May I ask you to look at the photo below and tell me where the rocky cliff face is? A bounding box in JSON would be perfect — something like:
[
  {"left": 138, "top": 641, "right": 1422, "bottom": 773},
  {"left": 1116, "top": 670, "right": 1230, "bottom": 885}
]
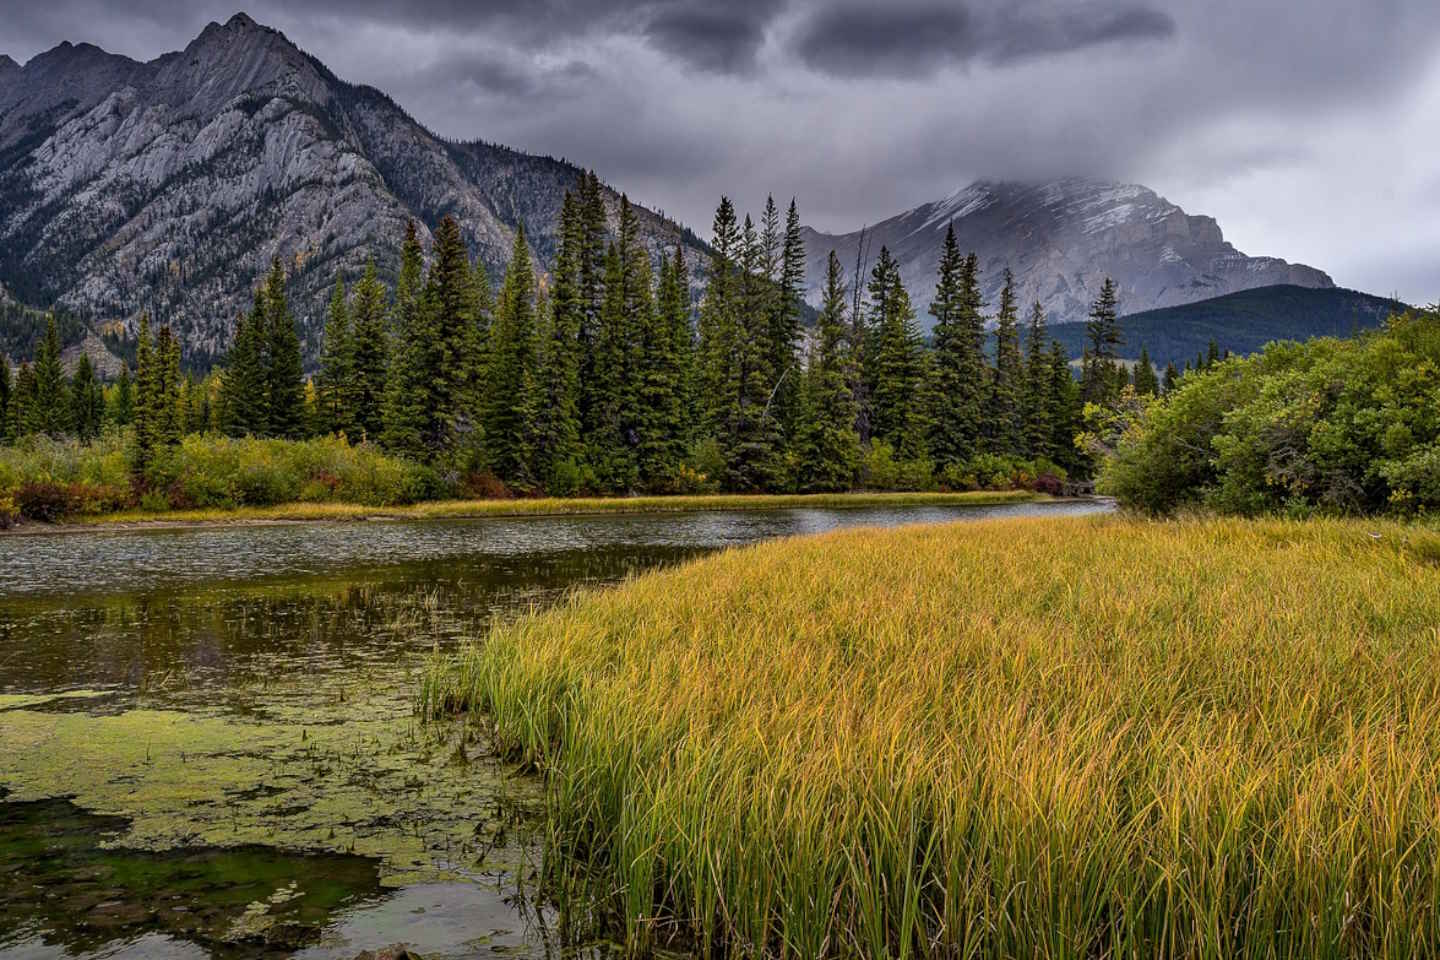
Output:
[
  {"left": 801, "top": 178, "right": 1333, "bottom": 327},
  {"left": 0, "top": 14, "right": 705, "bottom": 366}
]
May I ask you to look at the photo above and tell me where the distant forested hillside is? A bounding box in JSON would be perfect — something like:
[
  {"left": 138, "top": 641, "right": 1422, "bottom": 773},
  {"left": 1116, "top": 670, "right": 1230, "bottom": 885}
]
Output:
[{"left": 1040, "top": 286, "right": 1407, "bottom": 369}]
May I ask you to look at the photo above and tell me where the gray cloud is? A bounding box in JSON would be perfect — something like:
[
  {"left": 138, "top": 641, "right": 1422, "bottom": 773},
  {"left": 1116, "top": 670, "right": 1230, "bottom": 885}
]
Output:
[
  {"left": 790, "top": 1, "right": 1175, "bottom": 77},
  {"left": 4, "top": 0, "right": 1439, "bottom": 304}
]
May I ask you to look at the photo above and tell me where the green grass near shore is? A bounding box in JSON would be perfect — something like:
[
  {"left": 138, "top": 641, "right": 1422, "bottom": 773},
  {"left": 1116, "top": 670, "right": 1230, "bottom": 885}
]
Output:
[
  {"left": 424, "top": 514, "right": 1440, "bottom": 958},
  {"left": 46, "top": 490, "right": 1039, "bottom": 528}
]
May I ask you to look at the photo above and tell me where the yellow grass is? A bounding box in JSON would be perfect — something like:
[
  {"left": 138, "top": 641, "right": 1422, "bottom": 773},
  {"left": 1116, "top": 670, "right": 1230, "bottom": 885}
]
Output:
[
  {"left": 426, "top": 515, "right": 1440, "bottom": 958},
  {"left": 63, "top": 490, "right": 1038, "bottom": 528}
]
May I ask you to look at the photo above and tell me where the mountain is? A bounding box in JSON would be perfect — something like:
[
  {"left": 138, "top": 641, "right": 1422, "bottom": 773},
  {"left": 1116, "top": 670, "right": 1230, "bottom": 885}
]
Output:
[
  {"left": 1040, "top": 285, "right": 1406, "bottom": 370},
  {"left": 801, "top": 179, "right": 1334, "bottom": 327},
  {"left": 0, "top": 13, "right": 706, "bottom": 367}
]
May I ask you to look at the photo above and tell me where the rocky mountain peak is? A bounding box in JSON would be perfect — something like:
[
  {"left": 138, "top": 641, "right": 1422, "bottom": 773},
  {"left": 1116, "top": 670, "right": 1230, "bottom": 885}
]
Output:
[{"left": 803, "top": 177, "right": 1332, "bottom": 326}]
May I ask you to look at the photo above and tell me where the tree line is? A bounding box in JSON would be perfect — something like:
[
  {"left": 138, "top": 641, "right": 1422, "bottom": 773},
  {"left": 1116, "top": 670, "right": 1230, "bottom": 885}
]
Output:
[{"left": 4, "top": 171, "right": 1170, "bottom": 494}]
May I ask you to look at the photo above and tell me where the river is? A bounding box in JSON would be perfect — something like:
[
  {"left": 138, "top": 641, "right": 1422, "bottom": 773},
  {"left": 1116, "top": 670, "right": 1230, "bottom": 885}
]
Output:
[{"left": 0, "top": 499, "right": 1110, "bottom": 959}]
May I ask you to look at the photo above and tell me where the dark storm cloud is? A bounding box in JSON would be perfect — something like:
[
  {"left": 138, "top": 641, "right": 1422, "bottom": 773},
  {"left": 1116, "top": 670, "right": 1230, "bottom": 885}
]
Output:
[
  {"left": 790, "top": 0, "right": 1176, "bottom": 77},
  {"left": 643, "top": 4, "right": 773, "bottom": 74}
]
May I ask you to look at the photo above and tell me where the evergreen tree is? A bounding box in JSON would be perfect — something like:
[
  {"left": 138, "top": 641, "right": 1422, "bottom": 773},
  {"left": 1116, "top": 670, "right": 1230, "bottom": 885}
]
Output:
[
  {"left": 698, "top": 197, "right": 741, "bottom": 443},
  {"left": 33, "top": 314, "right": 69, "bottom": 437},
  {"left": 534, "top": 192, "right": 584, "bottom": 487},
  {"left": 1023, "top": 302, "right": 1052, "bottom": 458},
  {"left": 796, "top": 251, "right": 862, "bottom": 491},
  {"left": 0, "top": 356, "right": 9, "bottom": 444},
  {"left": 70, "top": 354, "right": 105, "bottom": 442},
  {"left": 349, "top": 262, "right": 389, "bottom": 441},
  {"left": 483, "top": 226, "right": 542, "bottom": 488},
  {"left": 11, "top": 364, "right": 37, "bottom": 439},
  {"left": 155, "top": 325, "right": 182, "bottom": 447},
  {"left": 1206, "top": 339, "right": 1222, "bottom": 368},
  {"left": 988, "top": 269, "right": 1024, "bottom": 455},
  {"left": 382, "top": 222, "right": 430, "bottom": 457},
  {"left": 317, "top": 272, "right": 355, "bottom": 436},
  {"left": 1162, "top": 362, "right": 1180, "bottom": 394},
  {"left": 1133, "top": 346, "right": 1160, "bottom": 396},
  {"left": 220, "top": 295, "right": 267, "bottom": 437},
  {"left": 425, "top": 215, "right": 480, "bottom": 453},
  {"left": 666, "top": 245, "right": 696, "bottom": 442},
  {"left": 132, "top": 313, "right": 157, "bottom": 473},
  {"left": 263, "top": 258, "right": 306, "bottom": 439},
  {"left": 636, "top": 249, "right": 688, "bottom": 489},
  {"left": 928, "top": 226, "right": 984, "bottom": 466},
  {"left": 724, "top": 212, "right": 785, "bottom": 490},
  {"left": 1082, "top": 278, "right": 1122, "bottom": 404},
  {"left": 865, "top": 246, "right": 930, "bottom": 461},
  {"left": 576, "top": 171, "right": 610, "bottom": 445},
  {"left": 772, "top": 198, "right": 806, "bottom": 438},
  {"left": 112, "top": 365, "right": 134, "bottom": 427},
  {"left": 1048, "top": 342, "right": 1082, "bottom": 473}
]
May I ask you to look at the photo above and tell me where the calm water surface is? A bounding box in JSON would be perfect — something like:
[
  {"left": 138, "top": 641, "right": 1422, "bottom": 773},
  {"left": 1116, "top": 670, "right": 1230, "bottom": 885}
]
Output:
[{"left": 0, "top": 500, "right": 1109, "bottom": 959}]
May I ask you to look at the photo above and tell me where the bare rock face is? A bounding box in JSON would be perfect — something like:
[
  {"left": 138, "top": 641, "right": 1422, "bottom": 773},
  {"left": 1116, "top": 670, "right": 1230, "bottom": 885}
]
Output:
[
  {"left": 0, "top": 14, "right": 704, "bottom": 367},
  {"left": 801, "top": 178, "right": 1334, "bottom": 327}
]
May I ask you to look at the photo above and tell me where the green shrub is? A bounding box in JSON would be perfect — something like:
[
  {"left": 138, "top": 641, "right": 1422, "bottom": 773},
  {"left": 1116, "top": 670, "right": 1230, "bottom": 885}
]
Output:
[{"left": 861, "top": 442, "right": 935, "bottom": 491}]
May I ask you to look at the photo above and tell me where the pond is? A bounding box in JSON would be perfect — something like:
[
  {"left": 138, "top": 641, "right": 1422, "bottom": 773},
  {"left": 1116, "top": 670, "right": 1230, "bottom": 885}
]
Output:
[{"left": 0, "top": 499, "right": 1110, "bottom": 959}]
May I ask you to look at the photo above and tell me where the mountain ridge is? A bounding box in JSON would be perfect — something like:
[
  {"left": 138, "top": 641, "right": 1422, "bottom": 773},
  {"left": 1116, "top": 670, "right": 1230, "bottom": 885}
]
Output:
[
  {"left": 0, "top": 13, "right": 706, "bottom": 365},
  {"left": 801, "top": 178, "right": 1333, "bottom": 327}
]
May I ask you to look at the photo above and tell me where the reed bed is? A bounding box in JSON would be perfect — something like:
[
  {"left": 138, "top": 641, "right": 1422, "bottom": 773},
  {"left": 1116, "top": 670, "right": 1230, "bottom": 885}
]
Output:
[{"left": 424, "top": 515, "right": 1440, "bottom": 959}]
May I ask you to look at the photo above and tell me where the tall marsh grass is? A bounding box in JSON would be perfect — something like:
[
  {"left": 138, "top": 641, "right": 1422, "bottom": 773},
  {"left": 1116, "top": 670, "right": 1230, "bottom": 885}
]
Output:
[{"left": 425, "top": 515, "right": 1440, "bottom": 958}]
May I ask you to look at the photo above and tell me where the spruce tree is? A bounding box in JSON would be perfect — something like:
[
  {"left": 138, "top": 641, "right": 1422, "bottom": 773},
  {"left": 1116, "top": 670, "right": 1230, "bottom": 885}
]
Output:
[
  {"left": 772, "top": 198, "right": 806, "bottom": 438},
  {"left": 1082, "top": 278, "right": 1122, "bottom": 404},
  {"left": 483, "top": 226, "right": 542, "bottom": 488},
  {"left": 796, "top": 251, "right": 862, "bottom": 491},
  {"left": 349, "top": 262, "right": 389, "bottom": 442},
  {"left": 727, "top": 212, "right": 785, "bottom": 490},
  {"left": 636, "top": 249, "right": 688, "bottom": 490},
  {"left": 666, "top": 244, "right": 696, "bottom": 443},
  {"left": 988, "top": 269, "right": 1024, "bottom": 456},
  {"left": 263, "top": 258, "right": 306, "bottom": 439},
  {"left": 132, "top": 313, "right": 157, "bottom": 473},
  {"left": 534, "top": 192, "right": 584, "bottom": 487},
  {"left": 1023, "top": 302, "right": 1052, "bottom": 458},
  {"left": 112, "top": 365, "right": 134, "bottom": 427},
  {"left": 1048, "top": 342, "right": 1081, "bottom": 473},
  {"left": 576, "top": 171, "right": 610, "bottom": 445},
  {"left": 928, "top": 226, "right": 983, "bottom": 467},
  {"left": 1162, "top": 362, "right": 1180, "bottom": 394},
  {"left": 865, "top": 247, "right": 930, "bottom": 462},
  {"left": 33, "top": 314, "right": 69, "bottom": 437},
  {"left": 221, "top": 295, "right": 267, "bottom": 437},
  {"left": 698, "top": 197, "right": 741, "bottom": 443},
  {"left": 11, "top": 364, "right": 37, "bottom": 439},
  {"left": 70, "top": 354, "right": 104, "bottom": 442},
  {"left": 382, "top": 222, "right": 430, "bottom": 457},
  {"left": 1206, "top": 339, "right": 1222, "bottom": 368},
  {"left": 0, "top": 356, "right": 10, "bottom": 444},
  {"left": 1133, "top": 346, "right": 1160, "bottom": 396},
  {"left": 155, "top": 325, "right": 183, "bottom": 447},
  {"left": 425, "top": 215, "right": 479, "bottom": 453},
  {"left": 318, "top": 272, "right": 355, "bottom": 437}
]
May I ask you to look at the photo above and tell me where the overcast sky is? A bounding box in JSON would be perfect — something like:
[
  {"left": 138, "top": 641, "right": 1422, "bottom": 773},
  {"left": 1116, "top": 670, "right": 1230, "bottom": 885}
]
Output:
[{"left": 8, "top": 0, "right": 1440, "bottom": 303}]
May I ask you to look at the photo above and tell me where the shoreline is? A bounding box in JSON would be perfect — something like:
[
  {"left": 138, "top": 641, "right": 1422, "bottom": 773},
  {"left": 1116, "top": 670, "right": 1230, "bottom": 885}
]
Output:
[{"left": 0, "top": 489, "right": 1072, "bottom": 536}]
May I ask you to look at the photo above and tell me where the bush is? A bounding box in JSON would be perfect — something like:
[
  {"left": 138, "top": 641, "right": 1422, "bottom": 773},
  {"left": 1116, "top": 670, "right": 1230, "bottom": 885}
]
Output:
[
  {"left": 1101, "top": 311, "right": 1440, "bottom": 517},
  {"left": 13, "top": 482, "right": 78, "bottom": 522},
  {"left": 861, "top": 443, "right": 935, "bottom": 491}
]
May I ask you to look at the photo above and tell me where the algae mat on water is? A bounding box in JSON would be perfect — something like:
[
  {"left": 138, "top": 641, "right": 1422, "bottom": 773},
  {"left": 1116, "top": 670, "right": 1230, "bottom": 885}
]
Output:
[{"left": 0, "top": 693, "right": 539, "bottom": 888}]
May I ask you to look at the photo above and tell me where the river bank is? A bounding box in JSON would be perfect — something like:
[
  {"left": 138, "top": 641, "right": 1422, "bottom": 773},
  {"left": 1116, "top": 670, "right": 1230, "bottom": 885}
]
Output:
[{"left": 1, "top": 489, "right": 1045, "bottom": 535}]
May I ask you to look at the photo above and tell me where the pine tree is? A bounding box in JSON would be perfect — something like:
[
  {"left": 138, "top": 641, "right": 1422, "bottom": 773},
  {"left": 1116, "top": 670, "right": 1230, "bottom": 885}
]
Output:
[
  {"left": 772, "top": 198, "right": 806, "bottom": 438},
  {"left": 70, "top": 354, "right": 104, "bottom": 441},
  {"left": 155, "top": 325, "right": 183, "bottom": 447},
  {"left": 263, "top": 258, "right": 306, "bottom": 439},
  {"left": 349, "top": 262, "right": 389, "bottom": 442},
  {"left": 1082, "top": 278, "right": 1122, "bottom": 404},
  {"left": 666, "top": 245, "right": 696, "bottom": 442},
  {"left": 865, "top": 247, "right": 930, "bottom": 462},
  {"left": 698, "top": 197, "right": 741, "bottom": 442},
  {"left": 0, "top": 357, "right": 10, "bottom": 444},
  {"left": 1206, "top": 339, "right": 1221, "bottom": 368},
  {"left": 132, "top": 313, "right": 157, "bottom": 473},
  {"left": 1133, "top": 346, "right": 1160, "bottom": 396},
  {"left": 1162, "top": 362, "right": 1180, "bottom": 394},
  {"left": 726, "top": 212, "right": 785, "bottom": 490},
  {"left": 220, "top": 294, "right": 267, "bottom": 437},
  {"left": 928, "top": 226, "right": 983, "bottom": 466},
  {"left": 1023, "top": 302, "right": 1052, "bottom": 458},
  {"left": 576, "top": 171, "right": 610, "bottom": 446},
  {"left": 112, "top": 365, "right": 134, "bottom": 427},
  {"left": 534, "top": 192, "right": 584, "bottom": 488},
  {"left": 33, "top": 314, "right": 69, "bottom": 437},
  {"left": 382, "top": 222, "right": 430, "bottom": 457},
  {"left": 11, "top": 364, "right": 37, "bottom": 439},
  {"left": 1048, "top": 342, "right": 1081, "bottom": 473},
  {"left": 988, "top": 269, "right": 1024, "bottom": 456},
  {"left": 426, "top": 215, "right": 479, "bottom": 453},
  {"left": 483, "top": 226, "right": 542, "bottom": 488},
  {"left": 796, "top": 251, "right": 862, "bottom": 491},
  {"left": 636, "top": 249, "right": 688, "bottom": 489},
  {"left": 318, "top": 272, "right": 355, "bottom": 436}
]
